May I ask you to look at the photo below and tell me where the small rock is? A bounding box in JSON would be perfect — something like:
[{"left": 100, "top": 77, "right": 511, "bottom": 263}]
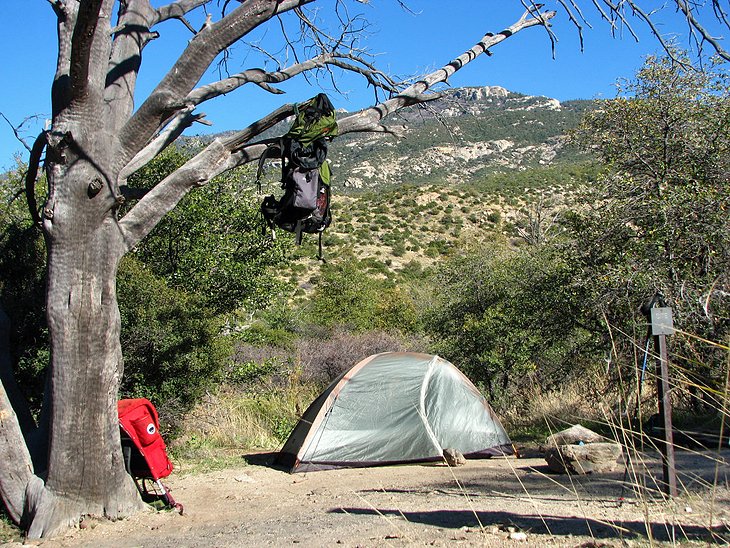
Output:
[{"left": 443, "top": 448, "right": 466, "bottom": 467}]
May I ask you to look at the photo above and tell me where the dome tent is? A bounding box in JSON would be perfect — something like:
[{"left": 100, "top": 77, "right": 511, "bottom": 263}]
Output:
[{"left": 278, "top": 352, "right": 513, "bottom": 473}]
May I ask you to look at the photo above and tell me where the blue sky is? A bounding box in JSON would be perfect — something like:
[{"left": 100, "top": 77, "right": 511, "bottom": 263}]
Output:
[{"left": 0, "top": 1, "right": 713, "bottom": 170}]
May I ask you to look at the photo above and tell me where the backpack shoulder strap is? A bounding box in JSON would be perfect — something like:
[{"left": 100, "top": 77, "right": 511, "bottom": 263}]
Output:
[
  {"left": 317, "top": 232, "right": 326, "bottom": 263},
  {"left": 255, "top": 139, "right": 284, "bottom": 192}
]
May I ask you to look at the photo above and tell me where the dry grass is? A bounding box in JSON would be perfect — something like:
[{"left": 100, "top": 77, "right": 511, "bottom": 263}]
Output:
[
  {"left": 169, "top": 383, "right": 320, "bottom": 473},
  {"left": 0, "top": 511, "right": 22, "bottom": 544}
]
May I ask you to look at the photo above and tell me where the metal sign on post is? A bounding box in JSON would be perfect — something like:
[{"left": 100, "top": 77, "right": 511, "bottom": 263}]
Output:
[
  {"left": 650, "top": 307, "right": 675, "bottom": 336},
  {"left": 649, "top": 304, "right": 678, "bottom": 498}
]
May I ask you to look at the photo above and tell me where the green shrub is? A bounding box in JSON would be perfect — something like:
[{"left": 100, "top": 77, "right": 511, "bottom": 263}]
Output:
[
  {"left": 128, "top": 149, "right": 289, "bottom": 315},
  {"left": 117, "top": 257, "right": 232, "bottom": 434},
  {"left": 426, "top": 242, "right": 597, "bottom": 403},
  {"left": 0, "top": 165, "right": 49, "bottom": 415},
  {"left": 308, "top": 259, "right": 419, "bottom": 334},
  {"left": 391, "top": 242, "right": 407, "bottom": 257},
  {"left": 225, "top": 358, "right": 280, "bottom": 385}
]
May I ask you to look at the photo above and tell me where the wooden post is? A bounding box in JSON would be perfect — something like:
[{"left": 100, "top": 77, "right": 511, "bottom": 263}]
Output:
[{"left": 650, "top": 306, "right": 678, "bottom": 498}]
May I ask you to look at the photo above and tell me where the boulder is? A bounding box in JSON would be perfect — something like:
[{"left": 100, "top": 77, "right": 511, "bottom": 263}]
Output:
[
  {"left": 544, "top": 424, "right": 608, "bottom": 448},
  {"left": 544, "top": 442, "right": 623, "bottom": 474}
]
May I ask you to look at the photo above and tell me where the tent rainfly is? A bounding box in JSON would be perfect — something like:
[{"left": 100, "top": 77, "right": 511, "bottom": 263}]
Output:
[{"left": 278, "top": 352, "right": 513, "bottom": 473}]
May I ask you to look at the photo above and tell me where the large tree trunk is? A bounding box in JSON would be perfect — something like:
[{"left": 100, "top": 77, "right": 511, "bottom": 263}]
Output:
[
  {"left": 23, "top": 151, "right": 144, "bottom": 537},
  {"left": 0, "top": 307, "right": 38, "bottom": 526}
]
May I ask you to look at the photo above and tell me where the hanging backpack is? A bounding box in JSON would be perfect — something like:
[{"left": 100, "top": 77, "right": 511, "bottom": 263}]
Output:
[{"left": 258, "top": 93, "right": 338, "bottom": 260}]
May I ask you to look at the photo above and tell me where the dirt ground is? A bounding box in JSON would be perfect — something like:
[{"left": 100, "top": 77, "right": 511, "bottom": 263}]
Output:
[{"left": 12, "top": 448, "right": 730, "bottom": 548}]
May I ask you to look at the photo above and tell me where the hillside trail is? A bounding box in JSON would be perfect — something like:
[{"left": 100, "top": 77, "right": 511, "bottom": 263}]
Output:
[{"left": 13, "top": 449, "right": 730, "bottom": 547}]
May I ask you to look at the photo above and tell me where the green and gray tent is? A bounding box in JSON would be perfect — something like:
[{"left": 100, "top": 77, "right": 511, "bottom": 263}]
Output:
[{"left": 278, "top": 352, "right": 513, "bottom": 473}]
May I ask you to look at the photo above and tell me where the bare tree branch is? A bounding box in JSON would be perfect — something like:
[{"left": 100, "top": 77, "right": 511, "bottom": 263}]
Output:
[
  {"left": 625, "top": 1, "right": 677, "bottom": 58},
  {"left": 154, "top": 0, "right": 211, "bottom": 24},
  {"left": 0, "top": 113, "right": 37, "bottom": 154},
  {"left": 557, "top": 0, "right": 589, "bottom": 51},
  {"left": 516, "top": 195, "right": 561, "bottom": 245},
  {"left": 566, "top": 1, "right": 729, "bottom": 61},
  {"left": 601, "top": 0, "right": 640, "bottom": 41},
  {"left": 106, "top": 0, "right": 159, "bottom": 128},
  {"left": 187, "top": 51, "right": 399, "bottom": 105},
  {"left": 68, "top": 0, "right": 106, "bottom": 99},
  {"left": 188, "top": 53, "right": 339, "bottom": 103},
  {"left": 676, "top": 0, "right": 730, "bottom": 62},
  {"left": 116, "top": 0, "right": 314, "bottom": 171},
  {"left": 522, "top": 1, "right": 559, "bottom": 56},
  {"left": 119, "top": 107, "right": 210, "bottom": 181},
  {"left": 294, "top": 2, "right": 391, "bottom": 102},
  {"left": 711, "top": 0, "right": 730, "bottom": 32},
  {"left": 117, "top": 101, "right": 297, "bottom": 247},
  {"left": 117, "top": 7, "right": 556, "bottom": 250},
  {"left": 46, "top": 0, "right": 64, "bottom": 17},
  {"left": 121, "top": 48, "right": 401, "bottom": 178},
  {"left": 589, "top": 0, "right": 619, "bottom": 33},
  {"left": 25, "top": 132, "right": 48, "bottom": 229},
  {"left": 335, "top": 7, "right": 557, "bottom": 136}
]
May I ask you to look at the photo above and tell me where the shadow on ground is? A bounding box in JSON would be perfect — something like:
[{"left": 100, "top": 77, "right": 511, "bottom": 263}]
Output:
[
  {"left": 243, "top": 447, "right": 729, "bottom": 544},
  {"left": 330, "top": 506, "right": 730, "bottom": 543}
]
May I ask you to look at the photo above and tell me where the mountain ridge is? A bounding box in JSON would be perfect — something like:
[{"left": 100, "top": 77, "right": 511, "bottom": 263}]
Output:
[
  {"left": 180, "top": 85, "right": 594, "bottom": 193},
  {"left": 326, "top": 86, "right": 591, "bottom": 191},
  {"left": 177, "top": 84, "right": 598, "bottom": 292}
]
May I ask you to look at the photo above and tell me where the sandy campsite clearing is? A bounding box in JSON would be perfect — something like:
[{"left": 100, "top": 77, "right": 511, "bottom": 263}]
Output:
[{"left": 12, "top": 448, "right": 730, "bottom": 548}]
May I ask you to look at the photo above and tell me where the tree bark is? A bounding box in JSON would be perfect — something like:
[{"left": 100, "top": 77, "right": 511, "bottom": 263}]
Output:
[
  {"left": 24, "top": 139, "right": 146, "bottom": 537},
  {"left": 0, "top": 309, "right": 37, "bottom": 525}
]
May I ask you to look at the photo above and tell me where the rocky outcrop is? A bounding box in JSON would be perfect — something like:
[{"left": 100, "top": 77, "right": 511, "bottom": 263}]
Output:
[{"left": 452, "top": 86, "right": 509, "bottom": 101}]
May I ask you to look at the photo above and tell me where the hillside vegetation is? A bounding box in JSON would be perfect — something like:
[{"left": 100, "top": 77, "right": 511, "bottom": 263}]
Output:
[
  {"left": 259, "top": 87, "right": 598, "bottom": 292},
  {"left": 2, "top": 55, "right": 728, "bottom": 468}
]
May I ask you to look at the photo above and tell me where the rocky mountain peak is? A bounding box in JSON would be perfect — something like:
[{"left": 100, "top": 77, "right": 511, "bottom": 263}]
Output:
[
  {"left": 326, "top": 85, "right": 587, "bottom": 191},
  {"left": 451, "top": 86, "right": 509, "bottom": 101}
]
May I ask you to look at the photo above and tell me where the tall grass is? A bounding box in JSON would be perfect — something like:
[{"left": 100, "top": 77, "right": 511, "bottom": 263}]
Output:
[
  {"left": 502, "top": 327, "right": 730, "bottom": 545},
  {"left": 169, "top": 383, "right": 320, "bottom": 473}
]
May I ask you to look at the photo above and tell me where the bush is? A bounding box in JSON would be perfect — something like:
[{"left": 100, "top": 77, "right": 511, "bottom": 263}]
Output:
[
  {"left": 391, "top": 241, "right": 407, "bottom": 257},
  {"left": 308, "top": 258, "right": 419, "bottom": 334},
  {"left": 569, "top": 52, "right": 730, "bottom": 407},
  {"left": 128, "top": 148, "right": 289, "bottom": 315},
  {"left": 295, "top": 328, "right": 428, "bottom": 386},
  {"left": 117, "top": 257, "right": 232, "bottom": 434},
  {"left": 426, "top": 242, "right": 598, "bottom": 403},
  {"left": 0, "top": 164, "right": 49, "bottom": 415}
]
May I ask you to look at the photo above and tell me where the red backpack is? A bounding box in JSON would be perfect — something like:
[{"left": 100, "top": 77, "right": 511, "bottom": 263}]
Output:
[{"left": 118, "top": 398, "right": 181, "bottom": 512}]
